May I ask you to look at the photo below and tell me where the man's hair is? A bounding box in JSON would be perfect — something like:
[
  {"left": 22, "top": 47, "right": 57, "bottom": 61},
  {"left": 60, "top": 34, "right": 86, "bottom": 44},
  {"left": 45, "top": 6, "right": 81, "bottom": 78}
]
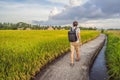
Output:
[{"left": 73, "top": 21, "right": 78, "bottom": 26}]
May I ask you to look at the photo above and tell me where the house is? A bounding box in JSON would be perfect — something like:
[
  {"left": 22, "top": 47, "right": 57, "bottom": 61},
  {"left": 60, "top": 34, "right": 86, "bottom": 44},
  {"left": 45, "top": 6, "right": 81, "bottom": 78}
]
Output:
[
  {"left": 55, "top": 28, "right": 58, "bottom": 30},
  {"left": 47, "top": 26, "right": 54, "bottom": 30},
  {"left": 61, "top": 28, "right": 65, "bottom": 30},
  {"left": 17, "top": 28, "right": 24, "bottom": 30},
  {"left": 26, "top": 28, "right": 31, "bottom": 30}
]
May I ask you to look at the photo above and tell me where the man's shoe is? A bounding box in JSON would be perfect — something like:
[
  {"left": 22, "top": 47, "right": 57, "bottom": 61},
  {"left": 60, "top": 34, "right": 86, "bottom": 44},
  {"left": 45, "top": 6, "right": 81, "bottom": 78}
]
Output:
[
  {"left": 70, "top": 63, "right": 74, "bottom": 67},
  {"left": 75, "top": 58, "right": 80, "bottom": 62}
]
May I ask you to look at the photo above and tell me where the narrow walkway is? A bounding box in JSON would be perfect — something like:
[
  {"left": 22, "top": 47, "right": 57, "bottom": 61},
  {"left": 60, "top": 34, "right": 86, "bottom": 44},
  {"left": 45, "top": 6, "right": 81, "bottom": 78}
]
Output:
[{"left": 34, "top": 34, "right": 106, "bottom": 80}]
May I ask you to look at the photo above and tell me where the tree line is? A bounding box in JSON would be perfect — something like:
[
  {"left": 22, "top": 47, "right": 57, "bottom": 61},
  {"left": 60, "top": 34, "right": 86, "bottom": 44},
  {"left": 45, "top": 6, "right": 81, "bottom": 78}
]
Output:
[{"left": 0, "top": 22, "right": 97, "bottom": 30}]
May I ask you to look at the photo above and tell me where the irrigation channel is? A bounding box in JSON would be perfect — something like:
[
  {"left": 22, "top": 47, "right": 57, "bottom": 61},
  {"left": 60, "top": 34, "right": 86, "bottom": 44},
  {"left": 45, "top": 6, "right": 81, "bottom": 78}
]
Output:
[{"left": 89, "top": 36, "right": 109, "bottom": 80}]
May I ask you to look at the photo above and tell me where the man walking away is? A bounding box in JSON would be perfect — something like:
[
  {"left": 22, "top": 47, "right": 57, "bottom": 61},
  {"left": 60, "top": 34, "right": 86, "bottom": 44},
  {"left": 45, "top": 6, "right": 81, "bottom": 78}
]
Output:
[{"left": 68, "top": 21, "right": 81, "bottom": 66}]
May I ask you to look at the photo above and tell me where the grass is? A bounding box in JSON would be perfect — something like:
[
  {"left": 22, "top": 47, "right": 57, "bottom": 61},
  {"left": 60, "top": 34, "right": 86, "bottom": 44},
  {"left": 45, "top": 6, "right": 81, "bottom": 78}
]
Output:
[
  {"left": 0, "top": 30, "right": 100, "bottom": 80},
  {"left": 105, "top": 31, "right": 120, "bottom": 80}
]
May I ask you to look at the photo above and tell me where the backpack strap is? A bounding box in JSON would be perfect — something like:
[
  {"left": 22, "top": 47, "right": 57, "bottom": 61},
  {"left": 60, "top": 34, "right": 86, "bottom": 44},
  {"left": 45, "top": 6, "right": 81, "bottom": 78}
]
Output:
[
  {"left": 74, "top": 27, "right": 77, "bottom": 32},
  {"left": 70, "top": 27, "right": 77, "bottom": 32},
  {"left": 70, "top": 27, "right": 72, "bottom": 31}
]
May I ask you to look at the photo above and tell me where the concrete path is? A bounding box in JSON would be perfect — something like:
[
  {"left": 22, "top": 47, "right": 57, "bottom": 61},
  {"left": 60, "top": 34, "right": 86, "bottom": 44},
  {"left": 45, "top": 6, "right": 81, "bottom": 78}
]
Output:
[{"left": 34, "top": 34, "right": 106, "bottom": 80}]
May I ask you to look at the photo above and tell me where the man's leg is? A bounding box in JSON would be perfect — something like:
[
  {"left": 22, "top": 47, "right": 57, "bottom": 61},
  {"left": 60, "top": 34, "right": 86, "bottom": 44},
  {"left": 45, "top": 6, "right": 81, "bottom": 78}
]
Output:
[
  {"left": 70, "top": 43, "right": 74, "bottom": 64},
  {"left": 75, "top": 43, "right": 80, "bottom": 61}
]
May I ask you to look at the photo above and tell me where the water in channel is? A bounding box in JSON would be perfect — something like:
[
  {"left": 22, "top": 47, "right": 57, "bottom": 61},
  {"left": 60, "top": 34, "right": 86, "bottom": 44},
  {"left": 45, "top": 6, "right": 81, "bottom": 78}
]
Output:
[{"left": 89, "top": 37, "right": 109, "bottom": 80}]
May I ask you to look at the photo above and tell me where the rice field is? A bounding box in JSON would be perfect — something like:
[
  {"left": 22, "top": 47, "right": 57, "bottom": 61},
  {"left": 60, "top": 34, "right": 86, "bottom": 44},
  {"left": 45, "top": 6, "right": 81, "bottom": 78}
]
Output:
[
  {"left": 0, "top": 30, "right": 100, "bottom": 80},
  {"left": 105, "top": 31, "right": 120, "bottom": 80}
]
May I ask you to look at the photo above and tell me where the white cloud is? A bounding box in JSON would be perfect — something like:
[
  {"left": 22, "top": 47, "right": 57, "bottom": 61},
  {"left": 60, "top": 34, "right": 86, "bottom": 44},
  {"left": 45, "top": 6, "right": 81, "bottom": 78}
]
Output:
[
  {"left": 0, "top": 0, "right": 120, "bottom": 29},
  {"left": 0, "top": 1, "right": 51, "bottom": 23},
  {"left": 80, "top": 19, "right": 120, "bottom": 29},
  {"left": 47, "top": 0, "right": 69, "bottom": 5},
  {"left": 49, "top": 7, "right": 61, "bottom": 18},
  {"left": 69, "top": 0, "right": 88, "bottom": 7},
  {"left": 35, "top": 0, "right": 120, "bottom": 29}
]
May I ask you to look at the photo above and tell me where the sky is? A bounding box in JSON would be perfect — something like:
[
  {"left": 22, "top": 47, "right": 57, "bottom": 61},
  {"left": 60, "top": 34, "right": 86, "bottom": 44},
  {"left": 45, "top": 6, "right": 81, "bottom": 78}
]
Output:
[{"left": 0, "top": 0, "right": 120, "bottom": 29}]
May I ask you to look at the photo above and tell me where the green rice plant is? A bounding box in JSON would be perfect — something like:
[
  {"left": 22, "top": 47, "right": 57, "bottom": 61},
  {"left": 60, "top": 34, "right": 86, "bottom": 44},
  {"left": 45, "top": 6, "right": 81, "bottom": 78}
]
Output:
[
  {"left": 105, "top": 31, "right": 120, "bottom": 80},
  {"left": 0, "top": 30, "right": 100, "bottom": 80}
]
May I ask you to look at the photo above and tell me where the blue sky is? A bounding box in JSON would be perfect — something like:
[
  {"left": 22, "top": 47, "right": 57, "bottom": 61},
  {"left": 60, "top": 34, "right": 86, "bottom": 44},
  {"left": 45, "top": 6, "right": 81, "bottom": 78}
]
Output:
[{"left": 0, "top": 0, "right": 120, "bottom": 28}]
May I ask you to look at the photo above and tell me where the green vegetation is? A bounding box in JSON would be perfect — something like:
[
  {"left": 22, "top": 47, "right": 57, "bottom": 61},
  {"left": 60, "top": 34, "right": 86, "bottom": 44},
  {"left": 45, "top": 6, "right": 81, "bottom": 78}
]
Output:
[
  {"left": 0, "top": 22, "right": 97, "bottom": 30},
  {"left": 0, "top": 30, "right": 100, "bottom": 80},
  {"left": 105, "top": 31, "right": 120, "bottom": 80}
]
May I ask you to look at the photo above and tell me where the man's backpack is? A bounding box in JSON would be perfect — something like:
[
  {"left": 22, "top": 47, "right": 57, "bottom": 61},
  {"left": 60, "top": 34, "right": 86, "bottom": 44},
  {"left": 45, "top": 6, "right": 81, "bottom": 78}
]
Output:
[{"left": 68, "top": 27, "right": 77, "bottom": 42}]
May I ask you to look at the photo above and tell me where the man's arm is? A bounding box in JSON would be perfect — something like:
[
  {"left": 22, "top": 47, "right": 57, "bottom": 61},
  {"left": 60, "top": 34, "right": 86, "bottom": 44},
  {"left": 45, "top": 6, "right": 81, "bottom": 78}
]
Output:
[
  {"left": 77, "top": 28, "right": 82, "bottom": 45},
  {"left": 79, "top": 33, "right": 82, "bottom": 45},
  {"left": 77, "top": 33, "right": 80, "bottom": 40},
  {"left": 76, "top": 28, "right": 80, "bottom": 41}
]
